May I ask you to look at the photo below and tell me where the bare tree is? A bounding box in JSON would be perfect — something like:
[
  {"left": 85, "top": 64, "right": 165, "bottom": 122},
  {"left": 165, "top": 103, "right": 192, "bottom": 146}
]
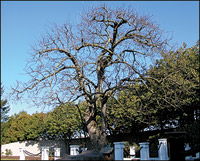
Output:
[{"left": 12, "top": 5, "right": 169, "bottom": 150}]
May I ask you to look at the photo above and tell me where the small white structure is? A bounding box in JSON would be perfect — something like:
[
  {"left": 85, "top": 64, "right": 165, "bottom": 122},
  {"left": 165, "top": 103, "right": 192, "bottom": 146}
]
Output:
[
  {"left": 130, "top": 146, "right": 136, "bottom": 159},
  {"left": 54, "top": 148, "right": 61, "bottom": 160},
  {"left": 19, "top": 148, "right": 25, "bottom": 160},
  {"left": 41, "top": 147, "right": 49, "bottom": 160},
  {"left": 1, "top": 140, "right": 66, "bottom": 157},
  {"left": 138, "top": 139, "right": 169, "bottom": 161},
  {"left": 139, "top": 142, "right": 150, "bottom": 160},
  {"left": 196, "top": 152, "right": 200, "bottom": 159},
  {"left": 70, "top": 145, "right": 80, "bottom": 155},
  {"left": 114, "top": 142, "right": 125, "bottom": 160},
  {"left": 81, "top": 147, "right": 87, "bottom": 152},
  {"left": 158, "top": 138, "right": 169, "bottom": 160}
]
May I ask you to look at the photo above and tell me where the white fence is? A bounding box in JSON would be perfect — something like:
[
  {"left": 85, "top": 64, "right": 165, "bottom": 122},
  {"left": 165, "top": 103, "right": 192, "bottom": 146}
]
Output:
[
  {"left": 19, "top": 147, "right": 61, "bottom": 160},
  {"left": 122, "top": 139, "right": 200, "bottom": 161},
  {"left": 3, "top": 139, "right": 200, "bottom": 160},
  {"left": 112, "top": 139, "right": 169, "bottom": 160},
  {"left": 138, "top": 139, "right": 169, "bottom": 160},
  {"left": 1, "top": 140, "right": 66, "bottom": 157}
]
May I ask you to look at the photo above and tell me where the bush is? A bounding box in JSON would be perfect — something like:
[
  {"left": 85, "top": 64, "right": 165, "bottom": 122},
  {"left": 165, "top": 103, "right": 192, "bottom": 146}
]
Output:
[{"left": 5, "top": 149, "right": 12, "bottom": 156}]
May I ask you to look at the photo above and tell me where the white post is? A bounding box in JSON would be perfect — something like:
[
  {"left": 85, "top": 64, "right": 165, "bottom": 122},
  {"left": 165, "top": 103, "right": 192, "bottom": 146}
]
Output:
[
  {"left": 41, "top": 147, "right": 49, "bottom": 160},
  {"left": 185, "top": 144, "right": 193, "bottom": 160},
  {"left": 81, "top": 147, "right": 87, "bottom": 152},
  {"left": 70, "top": 145, "right": 80, "bottom": 155},
  {"left": 19, "top": 148, "right": 25, "bottom": 160},
  {"left": 158, "top": 138, "right": 169, "bottom": 160},
  {"left": 139, "top": 142, "right": 149, "bottom": 160},
  {"left": 114, "top": 142, "right": 125, "bottom": 160},
  {"left": 130, "top": 146, "right": 136, "bottom": 159},
  {"left": 54, "top": 148, "right": 60, "bottom": 160},
  {"left": 196, "top": 152, "right": 200, "bottom": 159}
]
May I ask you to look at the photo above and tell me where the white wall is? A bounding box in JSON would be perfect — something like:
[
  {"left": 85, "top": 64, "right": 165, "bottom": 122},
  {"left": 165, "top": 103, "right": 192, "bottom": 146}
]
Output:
[{"left": 1, "top": 140, "right": 66, "bottom": 157}]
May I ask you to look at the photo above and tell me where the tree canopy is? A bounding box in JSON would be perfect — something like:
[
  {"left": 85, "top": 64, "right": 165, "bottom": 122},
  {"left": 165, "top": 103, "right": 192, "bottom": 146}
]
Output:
[
  {"left": 3, "top": 39, "right": 199, "bottom": 149},
  {"left": 144, "top": 41, "right": 199, "bottom": 130},
  {"left": 1, "top": 111, "right": 45, "bottom": 144},
  {"left": 11, "top": 4, "right": 178, "bottom": 150},
  {"left": 106, "top": 41, "right": 199, "bottom": 147},
  {"left": 1, "top": 83, "right": 11, "bottom": 144},
  {"left": 1, "top": 104, "right": 85, "bottom": 145},
  {"left": 43, "top": 103, "right": 85, "bottom": 140},
  {"left": 1, "top": 83, "right": 10, "bottom": 123}
]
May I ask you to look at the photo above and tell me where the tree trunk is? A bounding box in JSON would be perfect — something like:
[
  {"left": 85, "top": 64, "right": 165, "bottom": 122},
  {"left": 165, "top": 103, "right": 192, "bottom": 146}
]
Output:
[
  {"left": 84, "top": 57, "right": 109, "bottom": 151},
  {"left": 84, "top": 100, "right": 108, "bottom": 151},
  {"left": 101, "top": 102, "right": 108, "bottom": 148}
]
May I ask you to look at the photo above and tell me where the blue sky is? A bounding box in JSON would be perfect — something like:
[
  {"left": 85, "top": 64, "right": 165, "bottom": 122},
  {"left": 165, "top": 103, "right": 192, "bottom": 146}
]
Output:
[{"left": 1, "top": 1, "right": 199, "bottom": 116}]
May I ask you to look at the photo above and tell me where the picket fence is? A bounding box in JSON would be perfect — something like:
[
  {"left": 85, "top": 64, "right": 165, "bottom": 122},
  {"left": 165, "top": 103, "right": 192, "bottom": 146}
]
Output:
[{"left": 18, "top": 139, "right": 168, "bottom": 160}]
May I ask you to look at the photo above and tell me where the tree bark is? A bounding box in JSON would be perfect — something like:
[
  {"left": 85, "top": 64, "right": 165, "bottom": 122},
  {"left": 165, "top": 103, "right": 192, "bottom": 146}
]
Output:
[
  {"left": 84, "top": 97, "right": 108, "bottom": 151},
  {"left": 100, "top": 103, "right": 108, "bottom": 149}
]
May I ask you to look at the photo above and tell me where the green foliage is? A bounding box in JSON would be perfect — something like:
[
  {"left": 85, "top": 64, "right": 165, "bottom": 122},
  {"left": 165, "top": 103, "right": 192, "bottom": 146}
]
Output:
[
  {"left": 1, "top": 116, "right": 15, "bottom": 144},
  {"left": 43, "top": 103, "right": 85, "bottom": 139},
  {"left": 1, "top": 102, "right": 86, "bottom": 144},
  {"left": 26, "top": 112, "right": 46, "bottom": 139},
  {"left": 106, "top": 41, "right": 199, "bottom": 147},
  {"left": 146, "top": 42, "right": 199, "bottom": 129},
  {"left": 1, "top": 84, "right": 11, "bottom": 144},
  {"left": 1, "top": 111, "right": 45, "bottom": 144},
  {"left": 5, "top": 149, "right": 12, "bottom": 156},
  {"left": 106, "top": 85, "right": 148, "bottom": 135},
  {"left": 1, "top": 83, "right": 10, "bottom": 123}
]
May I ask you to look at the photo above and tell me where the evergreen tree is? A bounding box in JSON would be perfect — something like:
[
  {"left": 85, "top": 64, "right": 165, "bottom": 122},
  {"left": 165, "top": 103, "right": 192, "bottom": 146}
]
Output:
[{"left": 1, "top": 83, "right": 10, "bottom": 123}]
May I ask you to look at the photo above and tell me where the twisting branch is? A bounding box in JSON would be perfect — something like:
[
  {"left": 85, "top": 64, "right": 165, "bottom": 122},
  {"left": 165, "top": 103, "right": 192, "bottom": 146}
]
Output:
[{"left": 11, "top": 4, "right": 170, "bottom": 150}]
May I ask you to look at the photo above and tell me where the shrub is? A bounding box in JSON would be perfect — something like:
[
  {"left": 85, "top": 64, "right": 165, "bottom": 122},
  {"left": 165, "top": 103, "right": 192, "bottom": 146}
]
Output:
[{"left": 5, "top": 149, "right": 12, "bottom": 156}]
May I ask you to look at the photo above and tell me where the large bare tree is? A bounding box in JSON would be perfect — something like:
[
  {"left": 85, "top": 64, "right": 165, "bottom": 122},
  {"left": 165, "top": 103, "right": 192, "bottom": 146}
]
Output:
[{"left": 12, "top": 5, "right": 169, "bottom": 150}]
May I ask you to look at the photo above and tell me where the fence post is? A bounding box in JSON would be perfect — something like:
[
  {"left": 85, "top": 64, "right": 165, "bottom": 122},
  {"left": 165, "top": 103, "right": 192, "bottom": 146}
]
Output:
[
  {"left": 196, "top": 152, "right": 200, "bottom": 159},
  {"left": 114, "top": 142, "right": 125, "bottom": 160},
  {"left": 54, "top": 148, "right": 60, "bottom": 160},
  {"left": 41, "top": 147, "right": 49, "bottom": 160},
  {"left": 70, "top": 145, "right": 80, "bottom": 155},
  {"left": 139, "top": 142, "right": 149, "bottom": 160},
  {"left": 158, "top": 138, "right": 169, "bottom": 160},
  {"left": 185, "top": 143, "right": 194, "bottom": 160},
  {"left": 19, "top": 148, "right": 25, "bottom": 160},
  {"left": 130, "top": 146, "right": 136, "bottom": 159}
]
